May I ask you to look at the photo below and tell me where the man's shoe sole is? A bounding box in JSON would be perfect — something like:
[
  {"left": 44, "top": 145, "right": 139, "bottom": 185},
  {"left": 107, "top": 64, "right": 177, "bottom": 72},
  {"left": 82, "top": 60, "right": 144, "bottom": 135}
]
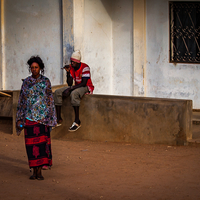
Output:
[{"left": 68, "top": 125, "right": 81, "bottom": 132}]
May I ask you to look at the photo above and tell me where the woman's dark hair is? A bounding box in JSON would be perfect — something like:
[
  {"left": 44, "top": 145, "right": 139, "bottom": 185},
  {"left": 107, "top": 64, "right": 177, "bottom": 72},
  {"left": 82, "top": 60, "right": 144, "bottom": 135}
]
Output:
[{"left": 27, "top": 56, "right": 45, "bottom": 75}]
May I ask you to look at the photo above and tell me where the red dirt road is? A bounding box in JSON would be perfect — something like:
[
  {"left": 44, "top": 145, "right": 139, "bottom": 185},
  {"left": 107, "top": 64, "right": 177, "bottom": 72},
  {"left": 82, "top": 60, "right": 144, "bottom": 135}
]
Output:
[{"left": 0, "top": 130, "right": 200, "bottom": 200}]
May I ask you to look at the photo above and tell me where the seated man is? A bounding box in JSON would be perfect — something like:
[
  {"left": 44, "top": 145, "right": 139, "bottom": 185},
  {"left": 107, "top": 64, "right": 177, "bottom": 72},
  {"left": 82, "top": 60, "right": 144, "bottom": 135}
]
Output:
[{"left": 54, "top": 50, "right": 94, "bottom": 132}]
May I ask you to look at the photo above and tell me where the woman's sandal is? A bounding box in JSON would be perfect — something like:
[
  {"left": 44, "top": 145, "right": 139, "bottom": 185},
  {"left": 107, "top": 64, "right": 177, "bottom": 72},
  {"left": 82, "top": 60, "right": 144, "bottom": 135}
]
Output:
[
  {"left": 37, "top": 175, "right": 44, "bottom": 180},
  {"left": 56, "top": 119, "right": 63, "bottom": 127},
  {"left": 52, "top": 120, "right": 62, "bottom": 130},
  {"left": 29, "top": 175, "right": 37, "bottom": 180}
]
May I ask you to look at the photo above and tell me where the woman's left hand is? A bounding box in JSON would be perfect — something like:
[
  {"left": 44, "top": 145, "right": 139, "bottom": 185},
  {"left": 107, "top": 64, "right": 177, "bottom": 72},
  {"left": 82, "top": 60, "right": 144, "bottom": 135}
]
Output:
[{"left": 16, "top": 120, "right": 24, "bottom": 130}]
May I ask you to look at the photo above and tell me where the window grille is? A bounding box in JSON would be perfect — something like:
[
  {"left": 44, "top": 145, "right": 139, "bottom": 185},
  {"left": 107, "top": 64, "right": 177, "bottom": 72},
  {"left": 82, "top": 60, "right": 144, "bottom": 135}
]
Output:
[{"left": 169, "top": 2, "right": 200, "bottom": 63}]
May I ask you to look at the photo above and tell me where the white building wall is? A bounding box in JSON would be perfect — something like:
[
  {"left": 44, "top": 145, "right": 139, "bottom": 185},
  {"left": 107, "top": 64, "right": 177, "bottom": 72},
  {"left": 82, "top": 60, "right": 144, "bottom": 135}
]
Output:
[
  {"left": 74, "top": 0, "right": 112, "bottom": 94},
  {"left": 2, "top": 0, "right": 200, "bottom": 108},
  {"left": 84, "top": 0, "right": 113, "bottom": 95},
  {"left": 133, "top": 0, "right": 146, "bottom": 97},
  {"left": 74, "top": 0, "right": 133, "bottom": 95},
  {"left": 112, "top": 0, "right": 133, "bottom": 96},
  {"left": 1, "top": 0, "right": 62, "bottom": 90},
  {"left": 146, "top": 0, "right": 200, "bottom": 108}
]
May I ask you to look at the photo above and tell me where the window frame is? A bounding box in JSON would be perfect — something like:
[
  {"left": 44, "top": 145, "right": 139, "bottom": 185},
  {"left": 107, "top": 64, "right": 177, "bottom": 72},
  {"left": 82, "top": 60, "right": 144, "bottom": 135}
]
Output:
[{"left": 169, "top": 1, "right": 200, "bottom": 64}]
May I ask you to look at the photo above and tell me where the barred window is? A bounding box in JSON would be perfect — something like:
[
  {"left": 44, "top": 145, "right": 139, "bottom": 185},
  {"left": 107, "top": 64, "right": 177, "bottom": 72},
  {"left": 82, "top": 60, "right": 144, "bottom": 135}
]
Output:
[{"left": 169, "top": 2, "right": 200, "bottom": 63}]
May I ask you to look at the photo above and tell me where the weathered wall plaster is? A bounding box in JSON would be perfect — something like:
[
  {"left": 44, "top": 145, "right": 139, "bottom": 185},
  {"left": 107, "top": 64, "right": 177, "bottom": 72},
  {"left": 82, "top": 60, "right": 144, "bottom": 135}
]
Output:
[
  {"left": 73, "top": 0, "right": 84, "bottom": 53},
  {"left": 2, "top": 0, "right": 200, "bottom": 109},
  {"left": 111, "top": 0, "right": 133, "bottom": 96},
  {"left": 146, "top": 0, "right": 200, "bottom": 109},
  {"left": 74, "top": 0, "right": 133, "bottom": 95},
  {"left": 74, "top": 0, "right": 113, "bottom": 94},
  {"left": 2, "top": 0, "right": 62, "bottom": 90},
  {"left": 63, "top": 0, "right": 73, "bottom": 84},
  {"left": 0, "top": 0, "right": 4, "bottom": 90},
  {"left": 133, "top": 0, "right": 146, "bottom": 97},
  {"left": 73, "top": 0, "right": 200, "bottom": 108}
]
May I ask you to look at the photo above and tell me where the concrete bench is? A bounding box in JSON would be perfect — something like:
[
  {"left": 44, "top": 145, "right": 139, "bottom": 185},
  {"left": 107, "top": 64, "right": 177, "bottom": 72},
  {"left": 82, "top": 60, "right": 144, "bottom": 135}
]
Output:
[
  {"left": 0, "top": 92, "right": 13, "bottom": 118},
  {"left": 8, "top": 87, "right": 192, "bottom": 145},
  {"left": 52, "top": 94, "right": 192, "bottom": 146}
]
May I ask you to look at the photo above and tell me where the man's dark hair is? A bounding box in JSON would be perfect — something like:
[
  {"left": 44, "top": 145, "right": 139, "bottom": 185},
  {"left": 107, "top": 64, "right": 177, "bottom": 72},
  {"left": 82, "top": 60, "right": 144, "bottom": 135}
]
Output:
[{"left": 27, "top": 56, "right": 45, "bottom": 75}]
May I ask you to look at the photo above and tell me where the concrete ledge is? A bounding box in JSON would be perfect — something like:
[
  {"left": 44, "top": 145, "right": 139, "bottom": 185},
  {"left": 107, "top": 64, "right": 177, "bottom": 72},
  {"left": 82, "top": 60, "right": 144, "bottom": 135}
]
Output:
[
  {"left": 188, "top": 139, "right": 200, "bottom": 147},
  {"left": 52, "top": 94, "right": 192, "bottom": 146},
  {"left": 0, "top": 96, "right": 12, "bottom": 117},
  {"left": 8, "top": 87, "right": 193, "bottom": 145}
]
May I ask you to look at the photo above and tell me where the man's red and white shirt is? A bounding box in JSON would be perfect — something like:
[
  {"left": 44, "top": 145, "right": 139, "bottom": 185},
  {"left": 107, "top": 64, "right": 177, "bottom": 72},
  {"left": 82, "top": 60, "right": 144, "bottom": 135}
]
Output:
[{"left": 69, "top": 62, "right": 94, "bottom": 93}]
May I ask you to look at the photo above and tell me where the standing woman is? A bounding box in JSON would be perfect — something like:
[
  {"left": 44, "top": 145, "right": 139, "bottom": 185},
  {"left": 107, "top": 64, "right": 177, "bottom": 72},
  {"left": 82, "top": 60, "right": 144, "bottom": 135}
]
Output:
[{"left": 16, "top": 56, "right": 57, "bottom": 180}]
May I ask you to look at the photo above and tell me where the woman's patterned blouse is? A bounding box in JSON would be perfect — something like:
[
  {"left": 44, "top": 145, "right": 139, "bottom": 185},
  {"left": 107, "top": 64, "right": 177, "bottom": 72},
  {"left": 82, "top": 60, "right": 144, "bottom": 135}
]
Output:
[{"left": 16, "top": 75, "right": 57, "bottom": 133}]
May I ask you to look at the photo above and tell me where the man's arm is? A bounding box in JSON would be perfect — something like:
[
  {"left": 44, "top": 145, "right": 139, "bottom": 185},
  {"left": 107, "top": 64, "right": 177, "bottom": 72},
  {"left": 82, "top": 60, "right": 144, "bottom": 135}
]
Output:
[
  {"left": 62, "top": 78, "right": 88, "bottom": 97},
  {"left": 70, "top": 78, "right": 88, "bottom": 91},
  {"left": 67, "top": 71, "right": 73, "bottom": 86},
  {"left": 64, "top": 65, "right": 73, "bottom": 86},
  {"left": 62, "top": 64, "right": 89, "bottom": 97}
]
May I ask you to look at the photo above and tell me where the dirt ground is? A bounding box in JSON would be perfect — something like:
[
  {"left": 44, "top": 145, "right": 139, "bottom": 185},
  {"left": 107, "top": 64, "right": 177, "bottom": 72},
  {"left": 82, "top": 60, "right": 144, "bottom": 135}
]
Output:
[{"left": 1, "top": 129, "right": 200, "bottom": 200}]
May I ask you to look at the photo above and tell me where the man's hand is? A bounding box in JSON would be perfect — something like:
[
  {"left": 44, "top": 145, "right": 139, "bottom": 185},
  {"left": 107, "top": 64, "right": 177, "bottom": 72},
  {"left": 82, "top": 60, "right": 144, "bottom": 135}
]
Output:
[
  {"left": 62, "top": 87, "right": 71, "bottom": 98},
  {"left": 64, "top": 65, "right": 70, "bottom": 72}
]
